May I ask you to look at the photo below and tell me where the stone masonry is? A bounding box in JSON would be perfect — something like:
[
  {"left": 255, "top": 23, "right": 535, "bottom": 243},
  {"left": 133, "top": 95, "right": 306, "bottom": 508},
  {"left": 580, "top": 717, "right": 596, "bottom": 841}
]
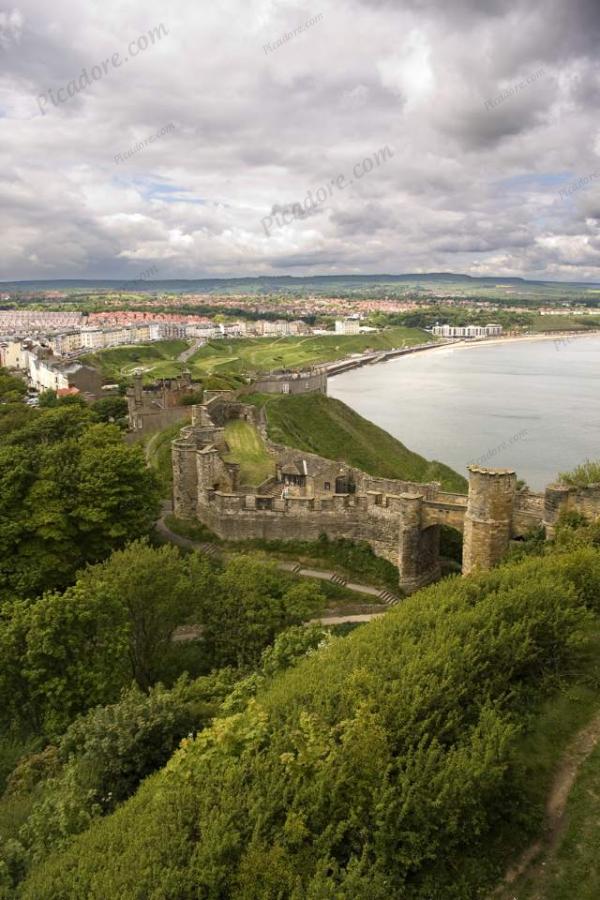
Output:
[{"left": 172, "top": 396, "right": 600, "bottom": 593}]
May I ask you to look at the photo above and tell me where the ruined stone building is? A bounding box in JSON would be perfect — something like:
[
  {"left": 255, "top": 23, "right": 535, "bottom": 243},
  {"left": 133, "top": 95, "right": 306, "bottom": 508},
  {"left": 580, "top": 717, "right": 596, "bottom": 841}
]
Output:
[{"left": 172, "top": 394, "right": 600, "bottom": 593}]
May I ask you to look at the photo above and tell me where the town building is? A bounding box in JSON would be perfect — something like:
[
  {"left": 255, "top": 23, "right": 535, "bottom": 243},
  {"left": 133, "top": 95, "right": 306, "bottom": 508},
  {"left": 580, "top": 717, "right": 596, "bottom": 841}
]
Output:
[
  {"left": 431, "top": 323, "right": 503, "bottom": 338},
  {"left": 335, "top": 318, "right": 361, "bottom": 335}
]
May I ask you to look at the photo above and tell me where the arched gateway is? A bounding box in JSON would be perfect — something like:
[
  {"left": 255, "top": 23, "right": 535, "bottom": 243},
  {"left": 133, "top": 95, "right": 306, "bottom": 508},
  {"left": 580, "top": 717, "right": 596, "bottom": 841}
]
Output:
[{"left": 172, "top": 398, "right": 600, "bottom": 593}]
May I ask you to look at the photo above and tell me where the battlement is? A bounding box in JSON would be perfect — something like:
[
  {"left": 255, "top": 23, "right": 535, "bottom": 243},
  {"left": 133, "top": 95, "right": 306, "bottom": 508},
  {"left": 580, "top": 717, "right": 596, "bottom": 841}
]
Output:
[{"left": 172, "top": 395, "right": 600, "bottom": 592}]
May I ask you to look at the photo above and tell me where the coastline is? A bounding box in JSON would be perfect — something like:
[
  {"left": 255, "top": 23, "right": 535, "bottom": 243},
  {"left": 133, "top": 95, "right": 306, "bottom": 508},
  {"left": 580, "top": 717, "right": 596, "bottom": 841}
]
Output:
[
  {"left": 437, "top": 329, "right": 600, "bottom": 352},
  {"left": 327, "top": 329, "right": 600, "bottom": 378}
]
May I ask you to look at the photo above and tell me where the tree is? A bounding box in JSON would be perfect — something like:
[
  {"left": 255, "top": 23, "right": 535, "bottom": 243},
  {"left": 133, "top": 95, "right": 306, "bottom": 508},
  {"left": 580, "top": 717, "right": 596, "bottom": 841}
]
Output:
[
  {"left": 37, "top": 390, "right": 59, "bottom": 408},
  {"left": 75, "top": 541, "right": 211, "bottom": 689},
  {"left": 91, "top": 396, "right": 128, "bottom": 425},
  {"left": 0, "top": 369, "right": 27, "bottom": 404},
  {"left": 203, "top": 555, "right": 325, "bottom": 669},
  {"left": 0, "top": 416, "right": 161, "bottom": 600},
  {"left": 0, "top": 588, "right": 129, "bottom": 737}
]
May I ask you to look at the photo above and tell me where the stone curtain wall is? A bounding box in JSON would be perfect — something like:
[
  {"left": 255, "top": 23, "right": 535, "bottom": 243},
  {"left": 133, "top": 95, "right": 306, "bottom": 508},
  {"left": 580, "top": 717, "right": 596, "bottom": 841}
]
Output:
[{"left": 172, "top": 396, "right": 600, "bottom": 592}]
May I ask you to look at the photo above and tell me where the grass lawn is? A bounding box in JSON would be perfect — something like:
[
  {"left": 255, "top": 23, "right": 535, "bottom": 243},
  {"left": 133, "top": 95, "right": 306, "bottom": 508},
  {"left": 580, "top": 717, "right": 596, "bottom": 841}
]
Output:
[
  {"left": 529, "top": 314, "right": 600, "bottom": 332},
  {"left": 187, "top": 326, "right": 431, "bottom": 376},
  {"left": 83, "top": 327, "right": 431, "bottom": 385},
  {"left": 223, "top": 420, "right": 275, "bottom": 487},
  {"left": 82, "top": 339, "right": 190, "bottom": 382},
  {"left": 245, "top": 392, "right": 468, "bottom": 493}
]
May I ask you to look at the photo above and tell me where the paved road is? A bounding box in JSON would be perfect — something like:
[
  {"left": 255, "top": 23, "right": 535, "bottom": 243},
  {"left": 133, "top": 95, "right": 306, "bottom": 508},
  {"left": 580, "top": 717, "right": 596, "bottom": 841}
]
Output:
[{"left": 177, "top": 339, "right": 205, "bottom": 363}]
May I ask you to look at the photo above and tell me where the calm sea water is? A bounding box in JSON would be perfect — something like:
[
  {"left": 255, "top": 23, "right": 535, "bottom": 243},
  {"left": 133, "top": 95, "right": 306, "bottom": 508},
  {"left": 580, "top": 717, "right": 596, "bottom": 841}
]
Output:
[{"left": 329, "top": 336, "right": 600, "bottom": 491}]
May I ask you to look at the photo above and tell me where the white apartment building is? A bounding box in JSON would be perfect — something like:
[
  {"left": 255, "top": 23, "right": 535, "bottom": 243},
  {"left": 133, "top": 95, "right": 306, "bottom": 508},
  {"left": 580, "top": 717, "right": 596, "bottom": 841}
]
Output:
[
  {"left": 431, "top": 323, "right": 503, "bottom": 338},
  {"left": 0, "top": 339, "right": 29, "bottom": 369},
  {"left": 27, "top": 354, "right": 69, "bottom": 392},
  {"left": 335, "top": 318, "right": 361, "bottom": 335}
]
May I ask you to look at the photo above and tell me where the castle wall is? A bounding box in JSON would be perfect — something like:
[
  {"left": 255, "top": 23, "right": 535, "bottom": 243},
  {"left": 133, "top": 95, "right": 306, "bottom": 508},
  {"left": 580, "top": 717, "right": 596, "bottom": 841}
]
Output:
[
  {"left": 196, "top": 491, "right": 401, "bottom": 563},
  {"left": 244, "top": 370, "right": 327, "bottom": 395},
  {"left": 172, "top": 439, "right": 199, "bottom": 518},
  {"left": 171, "top": 396, "right": 600, "bottom": 593}
]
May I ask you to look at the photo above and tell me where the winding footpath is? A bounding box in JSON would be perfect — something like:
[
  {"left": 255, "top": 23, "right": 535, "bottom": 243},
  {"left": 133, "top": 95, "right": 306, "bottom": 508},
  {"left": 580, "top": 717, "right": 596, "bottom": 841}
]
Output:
[
  {"left": 156, "top": 504, "right": 398, "bottom": 624},
  {"left": 492, "top": 711, "right": 600, "bottom": 899}
]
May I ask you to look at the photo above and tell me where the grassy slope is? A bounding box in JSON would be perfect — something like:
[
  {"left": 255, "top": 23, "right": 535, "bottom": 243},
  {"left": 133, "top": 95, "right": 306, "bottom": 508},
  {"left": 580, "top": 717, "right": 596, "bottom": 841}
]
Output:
[
  {"left": 20, "top": 549, "right": 600, "bottom": 899},
  {"left": 246, "top": 392, "right": 467, "bottom": 493},
  {"left": 83, "top": 328, "right": 430, "bottom": 384},
  {"left": 529, "top": 314, "right": 600, "bottom": 332},
  {"left": 223, "top": 420, "right": 275, "bottom": 487},
  {"left": 82, "top": 339, "right": 190, "bottom": 382},
  {"left": 512, "top": 733, "right": 600, "bottom": 900},
  {"left": 187, "top": 326, "right": 431, "bottom": 376}
]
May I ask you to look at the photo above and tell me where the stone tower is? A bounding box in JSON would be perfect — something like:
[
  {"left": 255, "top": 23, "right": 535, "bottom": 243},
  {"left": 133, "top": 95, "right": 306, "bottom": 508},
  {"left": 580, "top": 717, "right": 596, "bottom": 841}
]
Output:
[
  {"left": 397, "top": 492, "right": 441, "bottom": 593},
  {"left": 462, "top": 466, "right": 517, "bottom": 575}
]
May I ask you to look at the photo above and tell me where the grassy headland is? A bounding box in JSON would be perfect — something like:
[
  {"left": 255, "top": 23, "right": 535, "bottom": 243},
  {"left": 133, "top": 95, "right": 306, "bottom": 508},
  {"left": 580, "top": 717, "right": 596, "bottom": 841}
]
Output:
[
  {"left": 83, "top": 327, "right": 431, "bottom": 385},
  {"left": 245, "top": 392, "right": 467, "bottom": 493}
]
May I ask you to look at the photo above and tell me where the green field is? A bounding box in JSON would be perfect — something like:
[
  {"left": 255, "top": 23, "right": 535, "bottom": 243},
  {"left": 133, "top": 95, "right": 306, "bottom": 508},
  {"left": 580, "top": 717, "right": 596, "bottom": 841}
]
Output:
[
  {"left": 223, "top": 420, "right": 275, "bottom": 487},
  {"left": 83, "top": 328, "right": 430, "bottom": 384},
  {"left": 82, "top": 340, "right": 190, "bottom": 381},
  {"left": 187, "top": 326, "right": 430, "bottom": 376},
  {"left": 508, "top": 718, "right": 600, "bottom": 900},
  {"left": 245, "top": 392, "right": 467, "bottom": 493},
  {"left": 529, "top": 314, "right": 600, "bottom": 332}
]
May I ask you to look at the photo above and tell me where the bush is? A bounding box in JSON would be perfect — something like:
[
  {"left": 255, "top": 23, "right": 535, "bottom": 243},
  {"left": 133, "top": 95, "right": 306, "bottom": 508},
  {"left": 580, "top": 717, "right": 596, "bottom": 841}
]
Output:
[
  {"left": 559, "top": 459, "right": 600, "bottom": 487},
  {"left": 20, "top": 550, "right": 597, "bottom": 899}
]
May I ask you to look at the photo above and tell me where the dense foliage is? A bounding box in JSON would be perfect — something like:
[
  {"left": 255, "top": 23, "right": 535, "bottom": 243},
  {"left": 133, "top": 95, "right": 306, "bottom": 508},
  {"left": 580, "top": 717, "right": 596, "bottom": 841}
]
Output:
[
  {"left": 17, "top": 544, "right": 600, "bottom": 899},
  {"left": 0, "top": 542, "right": 324, "bottom": 740},
  {"left": 0, "top": 397, "right": 161, "bottom": 600}
]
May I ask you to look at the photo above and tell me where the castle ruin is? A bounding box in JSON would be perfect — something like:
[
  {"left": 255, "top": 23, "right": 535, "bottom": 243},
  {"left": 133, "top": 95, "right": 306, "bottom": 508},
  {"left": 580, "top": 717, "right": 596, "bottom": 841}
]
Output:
[{"left": 172, "top": 394, "right": 600, "bottom": 592}]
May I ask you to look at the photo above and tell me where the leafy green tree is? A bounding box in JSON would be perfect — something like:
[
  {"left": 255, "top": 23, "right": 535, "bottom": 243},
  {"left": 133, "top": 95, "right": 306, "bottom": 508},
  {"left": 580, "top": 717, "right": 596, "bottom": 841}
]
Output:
[
  {"left": 203, "top": 555, "right": 325, "bottom": 669},
  {"left": 75, "top": 541, "right": 212, "bottom": 689},
  {"left": 90, "top": 396, "right": 128, "bottom": 424},
  {"left": 0, "top": 418, "right": 161, "bottom": 600},
  {"left": 0, "top": 369, "right": 27, "bottom": 404},
  {"left": 37, "top": 390, "right": 59, "bottom": 408},
  {"left": 0, "top": 587, "right": 130, "bottom": 737}
]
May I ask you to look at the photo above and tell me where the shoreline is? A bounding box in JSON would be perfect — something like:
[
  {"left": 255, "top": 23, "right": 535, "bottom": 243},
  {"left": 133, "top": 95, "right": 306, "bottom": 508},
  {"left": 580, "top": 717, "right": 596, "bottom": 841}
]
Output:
[
  {"left": 328, "top": 329, "right": 600, "bottom": 378},
  {"left": 436, "top": 329, "right": 600, "bottom": 352}
]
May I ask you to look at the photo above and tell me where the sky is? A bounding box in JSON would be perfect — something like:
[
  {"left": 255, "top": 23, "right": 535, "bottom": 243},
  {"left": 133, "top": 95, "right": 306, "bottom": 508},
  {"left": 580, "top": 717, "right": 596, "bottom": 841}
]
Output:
[{"left": 1, "top": 0, "right": 600, "bottom": 282}]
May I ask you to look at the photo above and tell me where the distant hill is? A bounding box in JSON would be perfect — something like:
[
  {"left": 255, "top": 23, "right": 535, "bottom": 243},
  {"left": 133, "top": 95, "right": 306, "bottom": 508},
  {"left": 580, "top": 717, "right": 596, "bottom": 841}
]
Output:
[
  {"left": 245, "top": 392, "right": 468, "bottom": 493},
  {"left": 2, "top": 272, "right": 600, "bottom": 298}
]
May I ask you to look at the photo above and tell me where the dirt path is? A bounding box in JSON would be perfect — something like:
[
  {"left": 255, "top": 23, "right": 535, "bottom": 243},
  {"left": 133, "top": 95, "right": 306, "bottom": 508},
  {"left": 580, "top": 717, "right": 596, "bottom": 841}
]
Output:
[
  {"left": 156, "top": 508, "right": 399, "bottom": 619},
  {"left": 492, "top": 711, "right": 600, "bottom": 899}
]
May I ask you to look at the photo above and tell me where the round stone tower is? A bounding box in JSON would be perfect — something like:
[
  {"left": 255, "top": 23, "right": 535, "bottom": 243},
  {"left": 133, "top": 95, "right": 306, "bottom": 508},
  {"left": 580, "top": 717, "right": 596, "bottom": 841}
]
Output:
[{"left": 463, "top": 466, "right": 517, "bottom": 575}]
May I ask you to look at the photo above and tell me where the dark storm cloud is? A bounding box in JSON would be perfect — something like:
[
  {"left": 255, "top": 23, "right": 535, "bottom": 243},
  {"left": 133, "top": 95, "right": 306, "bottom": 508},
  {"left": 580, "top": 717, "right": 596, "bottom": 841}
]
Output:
[{"left": 0, "top": 0, "right": 599, "bottom": 280}]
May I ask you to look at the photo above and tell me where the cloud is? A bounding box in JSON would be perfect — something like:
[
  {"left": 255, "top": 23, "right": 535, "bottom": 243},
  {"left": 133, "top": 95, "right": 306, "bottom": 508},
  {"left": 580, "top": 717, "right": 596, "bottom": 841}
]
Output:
[{"left": 0, "top": 0, "right": 599, "bottom": 280}]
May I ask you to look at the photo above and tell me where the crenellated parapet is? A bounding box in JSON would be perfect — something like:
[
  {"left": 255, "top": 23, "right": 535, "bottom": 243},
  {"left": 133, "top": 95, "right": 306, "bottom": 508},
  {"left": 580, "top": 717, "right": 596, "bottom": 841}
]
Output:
[{"left": 171, "top": 396, "right": 600, "bottom": 593}]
